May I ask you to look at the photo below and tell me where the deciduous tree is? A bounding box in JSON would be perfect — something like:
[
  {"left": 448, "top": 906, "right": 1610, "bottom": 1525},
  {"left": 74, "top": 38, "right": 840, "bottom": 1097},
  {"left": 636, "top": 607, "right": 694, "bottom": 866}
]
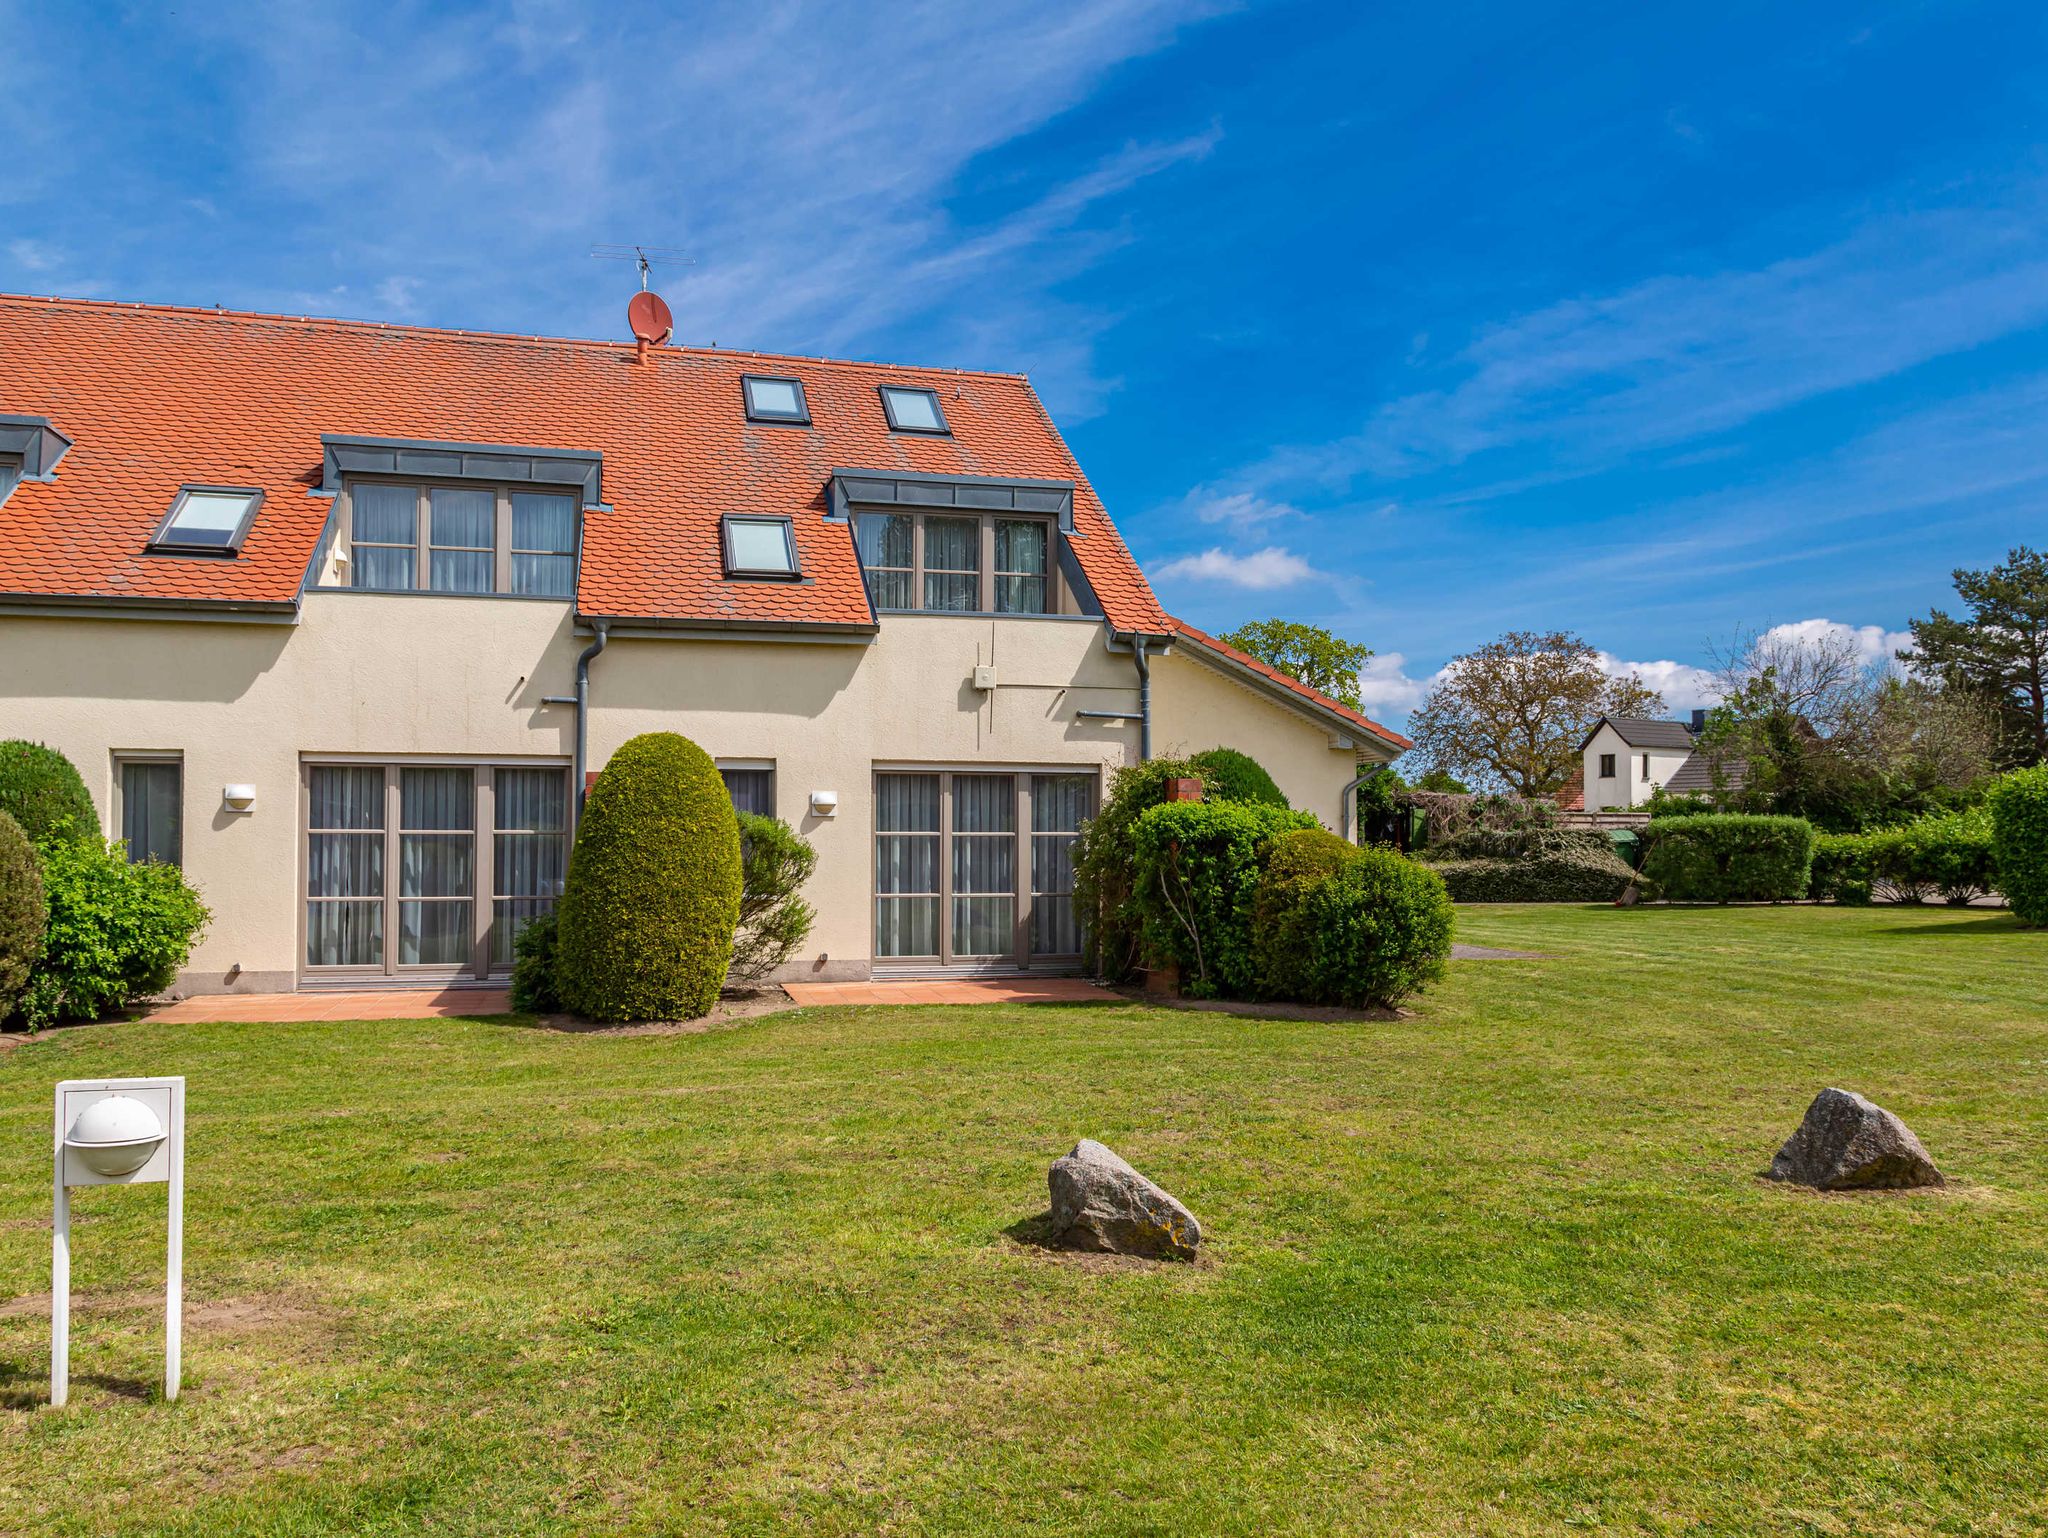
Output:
[
  {"left": 1218, "top": 618, "right": 1373, "bottom": 710},
  {"left": 1407, "top": 631, "right": 1665, "bottom": 796}
]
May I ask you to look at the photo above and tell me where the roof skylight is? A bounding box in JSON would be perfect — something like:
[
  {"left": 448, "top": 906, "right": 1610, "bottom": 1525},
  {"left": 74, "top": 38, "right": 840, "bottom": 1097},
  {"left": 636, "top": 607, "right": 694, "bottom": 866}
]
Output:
[
  {"left": 742, "top": 375, "right": 811, "bottom": 425},
  {"left": 878, "top": 386, "right": 949, "bottom": 435},
  {"left": 149, "top": 486, "right": 261, "bottom": 556},
  {"left": 722, "top": 515, "right": 800, "bottom": 579}
]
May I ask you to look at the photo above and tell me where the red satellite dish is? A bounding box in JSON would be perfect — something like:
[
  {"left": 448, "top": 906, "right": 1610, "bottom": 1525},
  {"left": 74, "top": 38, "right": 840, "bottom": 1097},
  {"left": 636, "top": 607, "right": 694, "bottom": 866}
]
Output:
[{"left": 627, "top": 290, "right": 673, "bottom": 345}]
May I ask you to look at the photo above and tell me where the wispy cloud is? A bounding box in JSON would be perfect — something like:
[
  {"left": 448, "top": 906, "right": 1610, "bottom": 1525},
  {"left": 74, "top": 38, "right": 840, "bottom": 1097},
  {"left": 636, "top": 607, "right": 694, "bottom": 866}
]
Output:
[
  {"left": 1352, "top": 652, "right": 1437, "bottom": 713},
  {"left": 146, "top": 0, "right": 1229, "bottom": 417},
  {"left": 1152, "top": 545, "right": 1313, "bottom": 589}
]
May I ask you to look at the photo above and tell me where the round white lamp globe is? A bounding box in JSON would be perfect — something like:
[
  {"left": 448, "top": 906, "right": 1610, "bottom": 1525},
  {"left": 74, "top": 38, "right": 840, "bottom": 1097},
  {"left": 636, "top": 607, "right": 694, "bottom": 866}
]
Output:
[{"left": 65, "top": 1095, "right": 167, "bottom": 1177}]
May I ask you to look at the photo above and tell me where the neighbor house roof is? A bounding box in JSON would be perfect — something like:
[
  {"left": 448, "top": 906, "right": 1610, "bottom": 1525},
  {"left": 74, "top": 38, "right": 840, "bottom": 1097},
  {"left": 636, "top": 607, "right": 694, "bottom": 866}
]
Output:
[
  {"left": 1580, "top": 715, "right": 1698, "bottom": 752},
  {"left": 1165, "top": 618, "right": 1412, "bottom": 752},
  {"left": 1665, "top": 749, "right": 1745, "bottom": 796},
  {"left": 0, "top": 294, "right": 1166, "bottom": 631}
]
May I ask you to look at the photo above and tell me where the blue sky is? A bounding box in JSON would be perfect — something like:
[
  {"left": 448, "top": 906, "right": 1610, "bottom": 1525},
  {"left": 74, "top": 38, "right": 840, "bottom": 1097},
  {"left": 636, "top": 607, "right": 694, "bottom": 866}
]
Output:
[{"left": 6, "top": 1, "right": 2044, "bottom": 728}]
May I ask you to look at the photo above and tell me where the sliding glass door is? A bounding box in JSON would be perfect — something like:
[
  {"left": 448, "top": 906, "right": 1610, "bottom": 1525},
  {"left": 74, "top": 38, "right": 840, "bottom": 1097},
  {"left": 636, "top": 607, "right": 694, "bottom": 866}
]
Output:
[
  {"left": 304, "top": 761, "right": 568, "bottom": 981},
  {"left": 874, "top": 769, "right": 1095, "bottom": 969}
]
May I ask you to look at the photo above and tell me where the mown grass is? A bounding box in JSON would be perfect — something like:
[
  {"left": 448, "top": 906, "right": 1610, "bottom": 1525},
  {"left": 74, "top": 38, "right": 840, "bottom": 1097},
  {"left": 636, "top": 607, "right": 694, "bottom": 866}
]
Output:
[{"left": 1, "top": 904, "right": 2044, "bottom": 1535}]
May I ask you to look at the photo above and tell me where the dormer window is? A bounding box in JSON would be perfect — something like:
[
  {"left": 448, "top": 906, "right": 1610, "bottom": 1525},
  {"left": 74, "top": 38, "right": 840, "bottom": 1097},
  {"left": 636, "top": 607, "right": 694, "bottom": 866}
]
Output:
[
  {"left": 334, "top": 479, "right": 578, "bottom": 597},
  {"left": 742, "top": 375, "right": 811, "bottom": 425},
  {"left": 148, "top": 486, "right": 261, "bottom": 557},
  {"left": 878, "top": 386, "right": 949, "bottom": 435},
  {"left": 722, "top": 515, "right": 800, "bottom": 579}
]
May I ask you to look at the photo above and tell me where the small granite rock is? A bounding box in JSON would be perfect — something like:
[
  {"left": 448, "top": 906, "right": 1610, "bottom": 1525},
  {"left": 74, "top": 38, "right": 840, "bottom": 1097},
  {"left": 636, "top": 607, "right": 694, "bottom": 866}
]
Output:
[
  {"left": 1768, "top": 1088, "right": 1944, "bottom": 1191},
  {"left": 1048, "top": 1139, "right": 1201, "bottom": 1260}
]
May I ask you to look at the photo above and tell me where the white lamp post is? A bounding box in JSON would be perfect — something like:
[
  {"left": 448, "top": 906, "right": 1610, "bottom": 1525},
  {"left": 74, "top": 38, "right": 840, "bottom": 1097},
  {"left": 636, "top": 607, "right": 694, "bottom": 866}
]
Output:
[{"left": 52, "top": 1076, "right": 185, "bottom": 1407}]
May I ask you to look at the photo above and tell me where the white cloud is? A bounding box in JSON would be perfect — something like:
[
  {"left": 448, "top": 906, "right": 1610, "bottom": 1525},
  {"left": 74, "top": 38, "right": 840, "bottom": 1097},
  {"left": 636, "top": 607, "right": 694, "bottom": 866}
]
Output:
[
  {"left": 1151, "top": 545, "right": 1314, "bottom": 589},
  {"left": 1597, "top": 653, "right": 1720, "bottom": 713},
  {"left": 6, "top": 238, "right": 59, "bottom": 271},
  {"left": 1352, "top": 652, "right": 1437, "bottom": 712},
  {"left": 1175, "top": 488, "right": 1301, "bottom": 525},
  {"left": 1758, "top": 618, "right": 1914, "bottom": 670}
]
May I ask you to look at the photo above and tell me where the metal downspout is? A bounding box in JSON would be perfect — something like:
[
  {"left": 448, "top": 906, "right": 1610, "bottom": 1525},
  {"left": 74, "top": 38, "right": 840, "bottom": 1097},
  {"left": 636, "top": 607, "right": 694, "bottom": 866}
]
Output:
[
  {"left": 1134, "top": 635, "right": 1151, "bottom": 761},
  {"left": 574, "top": 619, "right": 610, "bottom": 818},
  {"left": 1339, "top": 763, "right": 1386, "bottom": 843}
]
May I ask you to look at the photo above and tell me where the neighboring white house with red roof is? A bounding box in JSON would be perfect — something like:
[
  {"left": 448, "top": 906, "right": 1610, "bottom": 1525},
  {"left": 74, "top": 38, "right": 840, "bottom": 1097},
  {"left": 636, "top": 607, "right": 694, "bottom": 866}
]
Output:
[{"left": 0, "top": 293, "right": 1407, "bottom": 995}]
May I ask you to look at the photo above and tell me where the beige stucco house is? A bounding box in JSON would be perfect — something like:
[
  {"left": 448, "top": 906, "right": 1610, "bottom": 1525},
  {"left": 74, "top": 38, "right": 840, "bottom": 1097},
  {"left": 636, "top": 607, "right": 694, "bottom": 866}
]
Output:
[{"left": 0, "top": 295, "right": 1407, "bottom": 995}]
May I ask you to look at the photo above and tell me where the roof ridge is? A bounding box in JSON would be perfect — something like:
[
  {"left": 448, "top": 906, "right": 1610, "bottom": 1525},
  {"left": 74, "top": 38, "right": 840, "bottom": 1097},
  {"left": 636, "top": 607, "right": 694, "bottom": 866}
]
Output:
[{"left": 0, "top": 291, "right": 1033, "bottom": 381}]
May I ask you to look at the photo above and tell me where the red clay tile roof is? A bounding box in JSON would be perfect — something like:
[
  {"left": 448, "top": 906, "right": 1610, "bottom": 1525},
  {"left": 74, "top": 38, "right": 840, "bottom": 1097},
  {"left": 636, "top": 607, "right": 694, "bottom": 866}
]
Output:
[
  {"left": 1166, "top": 618, "right": 1412, "bottom": 751},
  {"left": 0, "top": 294, "right": 1166, "bottom": 629}
]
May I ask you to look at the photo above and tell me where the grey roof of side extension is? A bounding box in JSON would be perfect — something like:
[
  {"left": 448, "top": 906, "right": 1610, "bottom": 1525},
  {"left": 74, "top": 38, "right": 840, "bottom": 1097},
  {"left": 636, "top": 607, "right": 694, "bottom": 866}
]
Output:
[
  {"left": 1583, "top": 716, "right": 1699, "bottom": 751},
  {"left": 1665, "top": 750, "right": 1746, "bottom": 794}
]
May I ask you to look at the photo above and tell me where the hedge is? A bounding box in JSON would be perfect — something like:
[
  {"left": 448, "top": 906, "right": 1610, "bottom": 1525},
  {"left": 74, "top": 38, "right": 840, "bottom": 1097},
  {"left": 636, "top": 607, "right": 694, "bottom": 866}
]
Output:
[
  {"left": 1299, "top": 849, "right": 1453, "bottom": 1008},
  {"left": 555, "top": 732, "right": 742, "bottom": 1021},
  {"left": 1639, "top": 814, "right": 1816, "bottom": 903},
  {"left": 0, "top": 812, "right": 45, "bottom": 1022},
  {"left": 1429, "top": 847, "right": 1639, "bottom": 903},
  {"left": 510, "top": 909, "right": 563, "bottom": 1013},
  {"left": 1250, "top": 827, "right": 1361, "bottom": 1000},
  {"left": 1072, "top": 756, "right": 1206, "bottom": 981},
  {"left": 1809, "top": 832, "right": 1875, "bottom": 905},
  {"left": 1989, "top": 766, "right": 2048, "bottom": 926},
  {"left": 0, "top": 741, "right": 98, "bottom": 847},
  {"left": 15, "top": 834, "right": 210, "bottom": 1028},
  {"left": 1189, "top": 747, "right": 1288, "bottom": 809},
  {"left": 1875, "top": 808, "right": 1997, "bottom": 906},
  {"left": 1127, "top": 798, "right": 1316, "bottom": 997}
]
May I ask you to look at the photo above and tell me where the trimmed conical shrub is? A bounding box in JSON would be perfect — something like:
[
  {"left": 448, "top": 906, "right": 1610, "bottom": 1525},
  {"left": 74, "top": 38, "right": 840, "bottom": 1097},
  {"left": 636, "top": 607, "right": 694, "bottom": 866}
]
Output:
[
  {"left": 555, "top": 732, "right": 742, "bottom": 1021},
  {"left": 0, "top": 811, "right": 46, "bottom": 1022},
  {"left": 0, "top": 740, "right": 97, "bottom": 847}
]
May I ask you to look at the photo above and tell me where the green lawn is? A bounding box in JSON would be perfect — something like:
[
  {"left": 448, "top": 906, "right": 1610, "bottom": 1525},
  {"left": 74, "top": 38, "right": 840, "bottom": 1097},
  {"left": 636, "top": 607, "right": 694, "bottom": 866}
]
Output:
[{"left": 2, "top": 905, "right": 2045, "bottom": 1536}]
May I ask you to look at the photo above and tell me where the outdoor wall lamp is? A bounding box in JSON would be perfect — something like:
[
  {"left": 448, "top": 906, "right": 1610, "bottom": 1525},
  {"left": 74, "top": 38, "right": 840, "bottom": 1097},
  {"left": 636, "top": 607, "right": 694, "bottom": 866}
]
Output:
[
  {"left": 809, "top": 790, "right": 839, "bottom": 818},
  {"left": 221, "top": 783, "right": 256, "bottom": 813}
]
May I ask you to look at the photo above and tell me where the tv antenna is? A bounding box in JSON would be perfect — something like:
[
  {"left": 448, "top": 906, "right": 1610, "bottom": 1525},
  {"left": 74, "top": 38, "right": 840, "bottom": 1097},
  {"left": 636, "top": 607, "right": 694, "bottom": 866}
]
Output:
[{"left": 590, "top": 244, "right": 693, "bottom": 291}]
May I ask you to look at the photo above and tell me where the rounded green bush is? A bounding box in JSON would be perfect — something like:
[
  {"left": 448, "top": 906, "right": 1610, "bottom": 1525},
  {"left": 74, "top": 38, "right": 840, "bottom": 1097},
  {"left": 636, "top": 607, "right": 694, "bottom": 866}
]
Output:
[
  {"left": 1301, "top": 848, "right": 1454, "bottom": 1009},
  {"left": 1128, "top": 798, "right": 1316, "bottom": 997},
  {"left": 1252, "top": 827, "right": 1361, "bottom": 1000},
  {"left": 1988, "top": 766, "right": 2048, "bottom": 926},
  {"left": 18, "top": 834, "right": 209, "bottom": 1028},
  {"left": 0, "top": 811, "right": 46, "bottom": 1023},
  {"left": 555, "top": 732, "right": 742, "bottom": 1021},
  {"left": 0, "top": 741, "right": 98, "bottom": 847},
  {"left": 1190, "top": 747, "right": 1288, "bottom": 809}
]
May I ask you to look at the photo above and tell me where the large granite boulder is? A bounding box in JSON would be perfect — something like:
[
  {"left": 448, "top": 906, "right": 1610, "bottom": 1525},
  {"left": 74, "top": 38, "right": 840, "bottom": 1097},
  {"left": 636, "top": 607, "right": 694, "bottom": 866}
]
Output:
[
  {"left": 1768, "top": 1088, "right": 1944, "bottom": 1191},
  {"left": 1048, "top": 1140, "right": 1201, "bottom": 1260}
]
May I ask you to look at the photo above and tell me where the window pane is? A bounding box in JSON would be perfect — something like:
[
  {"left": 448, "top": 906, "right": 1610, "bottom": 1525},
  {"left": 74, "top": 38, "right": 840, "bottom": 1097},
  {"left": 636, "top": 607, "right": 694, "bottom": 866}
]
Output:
[
  {"left": 923, "top": 573, "right": 975, "bottom": 611},
  {"left": 511, "top": 552, "right": 575, "bottom": 596},
  {"left": 876, "top": 897, "right": 939, "bottom": 957},
  {"left": 727, "top": 518, "right": 795, "bottom": 573},
  {"left": 307, "top": 901, "right": 381, "bottom": 967},
  {"left": 745, "top": 377, "right": 805, "bottom": 419},
  {"left": 352, "top": 484, "right": 417, "bottom": 545},
  {"left": 953, "top": 836, "right": 1014, "bottom": 895},
  {"left": 310, "top": 767, "right": 384, "bottom": 830},
  {"left": 430, "top": 550, "right": 493, "bottom": 593},
  {"left": 952, "top": 896, "right": 1015, "bottom": 956},
  {"left": 876, "top": 773, "right": 940, "bottom": 832},
  {"left": 430, "top": 487, "right": 495, "bottom": 548},
  {"left": 402, "top": 768, "right": 473, "bottom": 830},
  {"left": 995, "top": 520, "right": 1046, "bottom": 574},
  {"left": 721, "top": 768, "right": 775, "bottom": 817},
  {"left": 399, "top": 901, "right": 473, "bottom": 965},
  {"left": 352, "top": 545, "right": 416, "bottom": 591},
  {"left": 308, "top": 834, "right": 382, "bottom": 897},
  {"left": 856, "top": 512, "right": 913, "bottom": 569},
  {"left": 0, "top": 460, "right": 19, "bottom": 504},
  {"left": 882, "top": 387, "right": 944, "bottom": 431},
  {"left": 875, "top": 835, "right": 939, "bottom": 895},
  {"left": 867, "top": 568, "right": 913, "bottom": 611},
  {"left": 510, "top": 492, "right": 575, "bottom": 553},
  {"left": 1031, "top": 775, "right": 1091, "bottom": 833},
  {"left": 995, "top": 574, "right": 1046, "bottom": 614},
  {"left": 120, "top": 761, "right": 182, "bottom": 866},
  {"left": 162, "top": 490, "right": 252, "bottom": 547},
  {"left": 492, "top": 899, "right": 554, "bottom": 966},
  {"left": 495, "top": 768, "right": 566, "bottom": 832},
  {"left": 924, "top": 516, "right": 977, "bottom": 571},
  {"left": 400, "top": 834, "right": 474, "bottom": 897},
  {"left": 953, "top": 774, "right": 1015, "bottom": 833}
]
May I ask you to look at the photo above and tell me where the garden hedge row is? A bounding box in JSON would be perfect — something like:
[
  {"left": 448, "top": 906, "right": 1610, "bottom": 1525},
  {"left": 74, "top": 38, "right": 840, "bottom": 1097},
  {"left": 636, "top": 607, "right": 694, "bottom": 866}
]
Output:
[
  {"left": 1429, "top": 847, "right": 1640, "bottom": 903},
  {"left": 1989, "top": 766, "right": 2048, "bottom": 926},
  {"left": 1639, "top": 814, "right": 1816, "bottom": 903}
]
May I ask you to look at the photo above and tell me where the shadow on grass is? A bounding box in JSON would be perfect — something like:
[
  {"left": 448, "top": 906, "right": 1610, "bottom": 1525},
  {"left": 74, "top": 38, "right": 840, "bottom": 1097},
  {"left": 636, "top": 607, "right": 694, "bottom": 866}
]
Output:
[
  {"left": 1876, "top": 912, "right": 2032, "bottom": 937},
  {"left": 1003, "top": 1211, "right": 1063, "bottom": 1250},
  {"left": 0, "top": 1359, "right": 154, "bottom": 1411}
]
